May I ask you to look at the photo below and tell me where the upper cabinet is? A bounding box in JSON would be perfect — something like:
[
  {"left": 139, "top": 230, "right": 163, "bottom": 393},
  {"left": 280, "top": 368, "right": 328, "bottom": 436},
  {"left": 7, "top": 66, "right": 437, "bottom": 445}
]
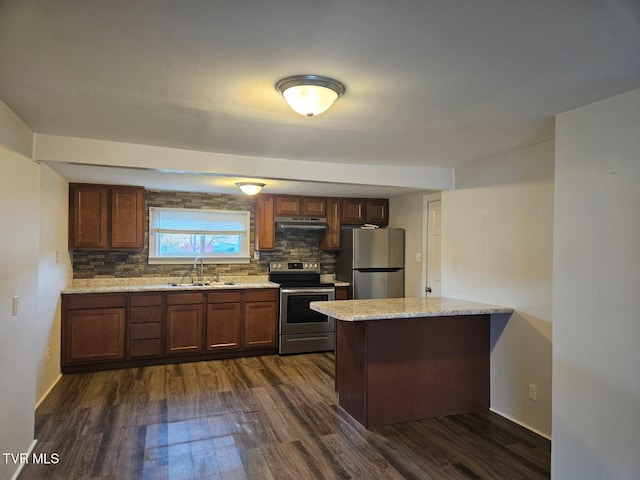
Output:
[
  {"left": 256, "top": 193, "right": 390, "bottom": 251},
  {"left": 255, "top": 194, "right": 275, "bottom": 251},
  {"left": 340, "top": 198, "right": 389, "bottom": 226},
  {"left": 69, "top": 184, "right": 145, "bottom": 250},
  {"left": 275, "top": 195, "right": 326, "bottom": 217}
]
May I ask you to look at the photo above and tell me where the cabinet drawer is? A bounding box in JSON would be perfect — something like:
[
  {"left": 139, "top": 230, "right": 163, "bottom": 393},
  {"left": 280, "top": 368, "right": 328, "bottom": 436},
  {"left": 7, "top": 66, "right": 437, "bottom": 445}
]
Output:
[
  {"left": 129, "top": 339, "right": 162, "bottom": 358},
  {"left": 208, "top": 290, "right": 243, "bottom": 303},
  {"left": 166, "top": 293, "right": 203, "bottom": 305},
  {"left": 130, "top": 305, "right": 162, "bottom": 324},
  {"left": 130, "top": 294, "right": 162, "bottom": 307},
  {"left": 245, "top": 289, "right": 278, "bottom": 302},
  {"left": 129, "top": 322, "right": 161, "bottom": 340},
  {"left": 64, "top": 294, "right": 126, "bottom": 310}
]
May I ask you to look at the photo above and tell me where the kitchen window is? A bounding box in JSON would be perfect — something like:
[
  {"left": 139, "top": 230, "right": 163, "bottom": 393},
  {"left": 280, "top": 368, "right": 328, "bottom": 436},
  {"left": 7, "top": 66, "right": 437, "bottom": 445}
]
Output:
[{"left": 148, "top": 207, "right": 250, "bottom": 264}]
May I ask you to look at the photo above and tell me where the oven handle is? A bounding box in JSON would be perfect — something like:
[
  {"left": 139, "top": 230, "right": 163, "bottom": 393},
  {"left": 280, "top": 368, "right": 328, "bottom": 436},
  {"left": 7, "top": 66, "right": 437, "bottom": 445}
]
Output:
[{"left": 280, "top": 287, "right": 336, "bottom": 295}]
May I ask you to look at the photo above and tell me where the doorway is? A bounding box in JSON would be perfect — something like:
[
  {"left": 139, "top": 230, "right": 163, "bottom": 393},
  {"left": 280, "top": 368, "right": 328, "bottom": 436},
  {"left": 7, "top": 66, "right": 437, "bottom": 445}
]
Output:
[{"left": 424, "top": 195, "right": 442, "bottom": 297}]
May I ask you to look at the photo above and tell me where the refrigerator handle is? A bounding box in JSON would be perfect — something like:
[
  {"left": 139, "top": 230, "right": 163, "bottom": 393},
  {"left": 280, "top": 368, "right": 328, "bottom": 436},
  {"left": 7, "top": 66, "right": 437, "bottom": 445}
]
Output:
[{"left": 354, "top": 268, "right": 403, "bottom": 273}]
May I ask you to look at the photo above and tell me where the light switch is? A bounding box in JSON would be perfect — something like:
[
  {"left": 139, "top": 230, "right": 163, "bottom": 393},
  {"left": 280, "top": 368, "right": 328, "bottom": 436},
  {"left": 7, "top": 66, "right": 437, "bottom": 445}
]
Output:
[
  {"left": 415, "top": 253, "right": 422, "bottom": 263},
  {"left": 12, "top": 296, "right": 18, "bottom": 316}
]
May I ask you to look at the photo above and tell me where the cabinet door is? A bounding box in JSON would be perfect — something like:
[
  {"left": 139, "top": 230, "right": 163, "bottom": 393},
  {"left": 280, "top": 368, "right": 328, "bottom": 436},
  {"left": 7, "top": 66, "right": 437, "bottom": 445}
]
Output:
[
  {"left": 69, "top": 185, "right": 108, "bottom": 249},
  {"left": 335, "top": 286, "right": 351, "bottom": 300},
  {"left": 244, "top": 301, "right": 277, "bottom": 349},
  {"left": 64, "top": 307, "right": 125, "bottom": 364},
  {"left": 111, "top": 187, "right": 145, "bottom": 249},
  {"left": 275, "top": 196, "right": 300, "bottom": 215},
  {"left": 207, "top": 302, "right": 243, "bottom": 351},
  {"left": 255, "top": 194, "right": 275, "bottom": 250},
  {"left": 341, "top": 198, "right": 365, "bottom": 224},
  {"left": 321, "top": 198, "right": 340, "bottom": 250},
  {"left": 366, "top": 199, "right": 389, "bottom": 226},
  {"left": 166, "top": 304, "right": 203, "bottom": 354},
  {"left": 302, "top": 197, "right": 326, "bottom": 216}
]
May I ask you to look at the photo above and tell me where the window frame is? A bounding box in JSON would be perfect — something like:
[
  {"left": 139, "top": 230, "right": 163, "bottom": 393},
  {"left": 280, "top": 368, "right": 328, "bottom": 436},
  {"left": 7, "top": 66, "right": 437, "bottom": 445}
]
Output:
[{"left": 148, "top": 207, "right": 251, "bottom": 265}]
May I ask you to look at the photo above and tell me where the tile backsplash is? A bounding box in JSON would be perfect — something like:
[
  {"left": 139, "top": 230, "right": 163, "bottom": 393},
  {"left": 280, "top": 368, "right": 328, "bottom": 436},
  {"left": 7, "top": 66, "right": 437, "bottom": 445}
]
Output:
[{"left": 71, "top": 190, "right": 337, "bottom": 279}]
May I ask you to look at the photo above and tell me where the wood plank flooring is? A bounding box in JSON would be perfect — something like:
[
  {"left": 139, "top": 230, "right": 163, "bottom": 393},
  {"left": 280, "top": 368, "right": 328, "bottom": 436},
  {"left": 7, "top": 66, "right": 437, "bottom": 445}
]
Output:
[{"left": 19, "top": 353, "right": 550, "bottom": 479}]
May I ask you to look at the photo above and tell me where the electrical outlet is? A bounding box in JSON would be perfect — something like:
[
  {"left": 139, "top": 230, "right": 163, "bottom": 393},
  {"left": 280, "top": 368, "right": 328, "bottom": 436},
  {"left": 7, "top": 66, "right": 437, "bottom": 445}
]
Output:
[
  {"left": 12, "top": 296, "right": 19, "bottom": 316},
  {"left": 56, "top": 251, "right": 60, "bottom": 263},
  {"left": 528, "top": 383, "right": 538, "bottom": 401},
  {"left": 415, "top": 253, "right": 423, "bottom": 263},
  {"left": 46, "top": 347, "right": 50, "bottom": 365}
]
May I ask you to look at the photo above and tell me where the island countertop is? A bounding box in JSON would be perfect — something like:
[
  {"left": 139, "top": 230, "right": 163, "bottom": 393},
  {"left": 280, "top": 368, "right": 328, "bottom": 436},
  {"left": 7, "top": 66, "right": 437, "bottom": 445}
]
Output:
[{"left": 310, "top": 296, "right": 512, "bottom": 321}]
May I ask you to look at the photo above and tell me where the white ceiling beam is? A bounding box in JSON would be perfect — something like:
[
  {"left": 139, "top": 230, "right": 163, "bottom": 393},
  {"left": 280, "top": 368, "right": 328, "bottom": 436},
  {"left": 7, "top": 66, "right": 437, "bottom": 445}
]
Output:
[{"left": 34, "top": 134, "right": 454, "bottom": 191}]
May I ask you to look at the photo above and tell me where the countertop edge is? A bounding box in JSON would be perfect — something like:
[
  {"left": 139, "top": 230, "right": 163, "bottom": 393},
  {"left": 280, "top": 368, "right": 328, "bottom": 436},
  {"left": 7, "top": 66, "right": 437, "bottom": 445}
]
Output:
[
  {"left": 310, "top": 297, "right": 513, "bottom": 321},
  {"left": 62, "top": 282, "right": 280, "bottom": 294}
]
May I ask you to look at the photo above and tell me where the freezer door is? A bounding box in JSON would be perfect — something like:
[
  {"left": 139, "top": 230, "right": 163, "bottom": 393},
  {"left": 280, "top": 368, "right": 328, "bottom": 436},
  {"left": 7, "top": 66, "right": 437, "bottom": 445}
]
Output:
[
  {"left": 352, "top": 269, "right": 404, "bottom": 299},
  {"left": 352, "top": 228, "right": 404, "bottom": 269}
]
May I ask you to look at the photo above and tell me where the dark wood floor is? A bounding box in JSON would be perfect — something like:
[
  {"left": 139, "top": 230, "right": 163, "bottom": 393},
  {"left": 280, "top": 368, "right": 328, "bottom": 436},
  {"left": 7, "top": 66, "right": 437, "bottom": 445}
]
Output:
[{"left": 20, "top": 353, "right": 550, "bottom": 480}]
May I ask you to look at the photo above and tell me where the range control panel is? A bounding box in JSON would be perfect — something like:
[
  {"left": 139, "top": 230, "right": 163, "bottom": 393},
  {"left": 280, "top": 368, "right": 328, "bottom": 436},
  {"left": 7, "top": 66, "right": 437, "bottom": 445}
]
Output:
[{"left": 269, "top": 261, "right": 320, "bottom": 273}]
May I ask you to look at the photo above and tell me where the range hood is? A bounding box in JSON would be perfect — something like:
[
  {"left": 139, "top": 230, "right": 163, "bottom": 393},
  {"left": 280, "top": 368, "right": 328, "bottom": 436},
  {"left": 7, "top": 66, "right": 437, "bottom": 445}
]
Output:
[{"left": 275, "top": 216, "right": 327, "bottom": 230}]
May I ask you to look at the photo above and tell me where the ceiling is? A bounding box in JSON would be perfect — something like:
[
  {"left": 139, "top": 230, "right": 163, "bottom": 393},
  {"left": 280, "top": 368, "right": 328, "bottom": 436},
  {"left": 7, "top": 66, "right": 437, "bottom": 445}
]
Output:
[{"left": 0, "top": 1, "right": 638, "bottom": 196}]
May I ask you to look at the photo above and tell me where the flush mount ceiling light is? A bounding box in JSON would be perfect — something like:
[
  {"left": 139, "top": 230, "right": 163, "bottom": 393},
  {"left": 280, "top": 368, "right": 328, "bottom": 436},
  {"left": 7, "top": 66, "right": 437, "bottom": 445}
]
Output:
[
  {"left": 236, "top": 182, "right": 265, "bottom": 195},
  {"left": 276, "top": 75, "right": 345, "bottom": 117}
]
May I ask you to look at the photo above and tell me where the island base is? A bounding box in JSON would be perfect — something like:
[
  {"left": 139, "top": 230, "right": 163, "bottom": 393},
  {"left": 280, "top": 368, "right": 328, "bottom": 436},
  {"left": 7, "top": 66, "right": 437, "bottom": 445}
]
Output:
[{"left": 336, "top": 314, "right": 490, "bottom": 427}]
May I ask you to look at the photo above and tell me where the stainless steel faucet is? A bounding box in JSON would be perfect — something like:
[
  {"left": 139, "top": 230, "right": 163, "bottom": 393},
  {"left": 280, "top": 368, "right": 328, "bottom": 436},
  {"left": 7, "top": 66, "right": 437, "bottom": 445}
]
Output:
[{"left": 193, "top": 257, "right": 204, "bottom": 282}]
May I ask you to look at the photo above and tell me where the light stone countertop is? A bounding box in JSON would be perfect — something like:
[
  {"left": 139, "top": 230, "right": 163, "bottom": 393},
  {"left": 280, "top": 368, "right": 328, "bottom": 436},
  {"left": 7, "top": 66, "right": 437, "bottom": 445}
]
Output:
[
  {"left": 309, "top": 296, "right": 513, "bottom": 321},
  {"left": 61, "top": 276, "right": 279, "bottom": 294}
]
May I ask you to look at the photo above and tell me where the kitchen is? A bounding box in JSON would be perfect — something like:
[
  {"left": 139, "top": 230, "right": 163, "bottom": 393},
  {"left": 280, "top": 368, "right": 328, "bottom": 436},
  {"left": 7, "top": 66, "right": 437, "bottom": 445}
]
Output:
[{"left": 1, "top": 2, "right": 639, "bottom": 480}]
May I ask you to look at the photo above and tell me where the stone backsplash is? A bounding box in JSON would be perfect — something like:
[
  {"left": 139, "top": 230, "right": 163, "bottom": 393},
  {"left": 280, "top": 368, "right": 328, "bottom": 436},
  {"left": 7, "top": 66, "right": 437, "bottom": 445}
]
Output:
[{"left": 72, "top": 190, "right": 337, "bottom": 279}]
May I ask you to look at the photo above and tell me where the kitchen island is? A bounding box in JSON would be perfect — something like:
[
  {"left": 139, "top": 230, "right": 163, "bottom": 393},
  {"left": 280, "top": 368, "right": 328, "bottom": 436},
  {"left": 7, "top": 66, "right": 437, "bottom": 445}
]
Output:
[{"left": 310, "top": 297, "right": 512, "bottom": 427}]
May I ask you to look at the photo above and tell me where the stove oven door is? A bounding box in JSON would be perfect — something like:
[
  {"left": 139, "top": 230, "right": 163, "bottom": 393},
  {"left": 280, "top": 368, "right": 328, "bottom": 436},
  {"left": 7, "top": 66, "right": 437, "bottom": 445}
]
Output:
[{"left": 279, "top": 287, "right": 335, "bottom": 336}]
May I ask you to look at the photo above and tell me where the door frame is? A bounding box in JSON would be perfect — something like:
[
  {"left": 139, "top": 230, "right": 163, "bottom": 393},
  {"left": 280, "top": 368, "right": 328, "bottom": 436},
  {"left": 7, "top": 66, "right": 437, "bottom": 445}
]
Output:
[{"left": 422, "top": 192, "right": 442, "bottom": 296}]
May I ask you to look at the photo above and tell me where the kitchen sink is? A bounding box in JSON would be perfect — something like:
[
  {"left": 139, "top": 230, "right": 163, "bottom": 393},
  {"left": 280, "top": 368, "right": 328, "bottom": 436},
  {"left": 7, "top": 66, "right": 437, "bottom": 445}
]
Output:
[{"left": 167, "top": 281, "right": 235, "bottom": 287}]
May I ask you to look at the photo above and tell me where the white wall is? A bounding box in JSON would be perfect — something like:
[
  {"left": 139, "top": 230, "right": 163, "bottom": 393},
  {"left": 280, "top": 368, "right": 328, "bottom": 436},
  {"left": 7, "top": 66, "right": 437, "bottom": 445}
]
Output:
[
  {"left": 389, "top": 191, "right": 431, "bottom": 297},
  {"left": 0, "top": 101, "right": 38, "bottom": 480},
  {"left": 442, "top": 140, "right": 555, "bottom": 437},
  {"left": 36, "top": 164, "right": 70, "bottom": 404},
  {"left": 552, "top": 89, "right": 640, "bottom": 479}
]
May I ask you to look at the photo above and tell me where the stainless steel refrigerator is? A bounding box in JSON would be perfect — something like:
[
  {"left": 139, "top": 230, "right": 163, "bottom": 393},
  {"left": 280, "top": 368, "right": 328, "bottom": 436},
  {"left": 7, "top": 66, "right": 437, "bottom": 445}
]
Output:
[{"left": 336, "top": 228, "right": 405, "bottom": 299}]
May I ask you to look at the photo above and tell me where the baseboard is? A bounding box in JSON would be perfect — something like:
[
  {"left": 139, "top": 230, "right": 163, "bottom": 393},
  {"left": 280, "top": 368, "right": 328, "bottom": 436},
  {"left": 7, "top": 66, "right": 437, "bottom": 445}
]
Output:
[
  {"left": 490, "top": 408, "right": 552, "bottom": 441},
  {"left": 35, "top": 373, "right": 62, "bottom": 410},
  {"left": 9, "top": 439, "right": 37, "bottom": 480}
]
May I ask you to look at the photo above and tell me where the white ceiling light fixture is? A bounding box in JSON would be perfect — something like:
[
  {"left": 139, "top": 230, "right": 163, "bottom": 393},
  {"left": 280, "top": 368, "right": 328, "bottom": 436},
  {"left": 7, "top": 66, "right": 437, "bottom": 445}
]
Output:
[
  {"left": 276, "top": 75, "right": 345, "bottom": 117},
  {"left": 236, "top": 182, "right": 265, "bottom": 195}
]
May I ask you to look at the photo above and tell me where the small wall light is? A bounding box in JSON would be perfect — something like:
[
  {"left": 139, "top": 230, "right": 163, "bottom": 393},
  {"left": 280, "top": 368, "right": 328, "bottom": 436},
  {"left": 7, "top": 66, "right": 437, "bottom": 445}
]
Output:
[
  {"left": 276, "top": 75, "right": 345, "bottom": 117},
  {"left": 236, "top": 182, "right": 265, "bottom": 195}
]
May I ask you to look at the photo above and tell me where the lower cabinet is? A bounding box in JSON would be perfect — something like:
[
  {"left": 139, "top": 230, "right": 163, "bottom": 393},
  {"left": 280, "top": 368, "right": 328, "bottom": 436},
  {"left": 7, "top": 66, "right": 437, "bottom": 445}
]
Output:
[
  {"left": 244, "top": 290, "right": 278, "bottom": 349},
  {"left": 166, "top": 293, "right": 204, "bottom": 355},
  {"left": 129, "top": 293, "right": 163, "bottom": 358},
  {"left": 62, "top": 288, "right": 278, "bottom": 372},
  {"left": 207, "top": 291, "right": 243, "bottom": 351},
  {"left": 207, "top": 289, "right": 277, "bottom": 351},
  {"left": 63, "top": 294, "right": 126, "bottom": 365}
]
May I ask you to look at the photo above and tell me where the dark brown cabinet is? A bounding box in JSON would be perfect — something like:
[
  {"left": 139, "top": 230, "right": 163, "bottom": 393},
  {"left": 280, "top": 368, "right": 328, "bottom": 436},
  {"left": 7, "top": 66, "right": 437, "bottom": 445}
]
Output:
[
  {"left": 365, "top": 199, "right": 389, "bottom": 226},
  {"left": 128, "top": 294, "right": 163, "bottom": 358},
  {"left": 340, "top": 198, "right": 389, "bottom": 226},
  {"left": 320, "top": 197, "right": 341, "bottom": 250},
  {"left": 255, "top": 194, "right": 275, "bottom": 251},
  {"left": 166, "top": 293, "right": 203, "bottom": 355},
  {"left": 69, "top": 184, "right": 145, "bottom": 250},
  {"left": 255, "top": 193, "right": 389, "bottom": 251},
  {"left": 207, "top": 291, "right": 243, "bottom": 351},
  {"left": 207, "top": 289, "right": 277, "bottom": 351},
  {"left": 341, "top": 198, "right": 366, "bottom": 224},
  {"left": 62, "top": 288, "right": 278, "bottom": 373},
  {"left": 275, "top": 195, "right": 326, "bottom": 217},
  {"left": 244, "top": 290, "right": 278, "bottom": 349},
  {"left": 335, "top": 286, "right": 351, "bottom": 300},
  {"left": 62, "top": 294, "right": 126, "bottom": 365}
]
